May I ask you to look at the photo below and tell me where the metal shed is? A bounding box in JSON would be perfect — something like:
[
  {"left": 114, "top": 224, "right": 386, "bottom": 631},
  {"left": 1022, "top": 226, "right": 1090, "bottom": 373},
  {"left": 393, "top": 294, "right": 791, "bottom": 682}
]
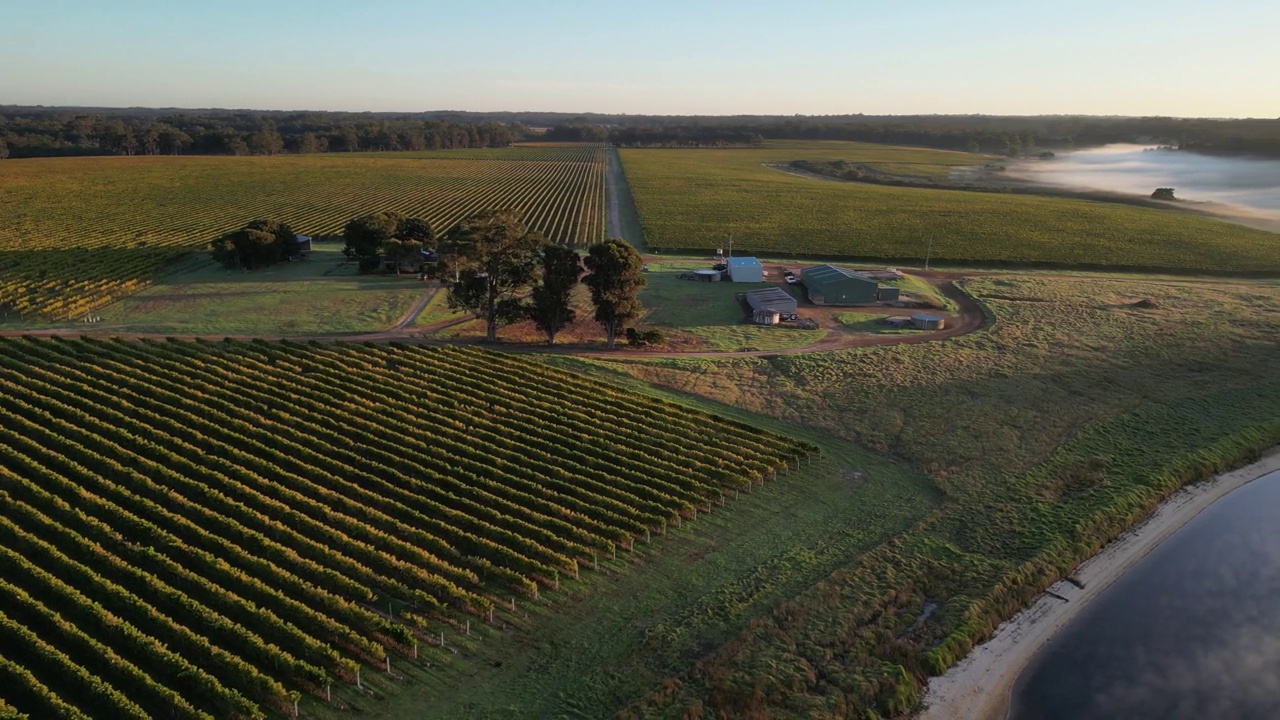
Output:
[
  {"left": 295, "top": 235, "right": 313, "bottom": 254},
  {"left": 911, "top": 313, "right": 946, "bottom": 330},
  {"left": 745, "top": 287, "right": 799, "bottom": 316},
  {"left": 727, "top": 257, "right": 764, "bottom": 283},
  {"left": 801, "top": 264, "right": 879, "bottom": 305}
]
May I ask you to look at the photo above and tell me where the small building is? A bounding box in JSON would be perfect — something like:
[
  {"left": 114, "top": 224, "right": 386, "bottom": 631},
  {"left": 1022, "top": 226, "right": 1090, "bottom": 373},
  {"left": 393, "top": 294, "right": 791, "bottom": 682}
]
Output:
[
  {"left": 745, "top": 287, "right": 799, "bottom": 317},
  {"left": 727, "top": 257, "right": 764, "bottom": 283},
  {"left": 752, "top": 309, "right": 781, "bottom": 325},
  {"left": 801, "top": 264, "right": 879, "bottom": 305},
  {"left": 295, "top": 235, "right": 313, "bottom": 254},
  {"left": 911, "top": 313, "right": 946, "bottom": 330}
]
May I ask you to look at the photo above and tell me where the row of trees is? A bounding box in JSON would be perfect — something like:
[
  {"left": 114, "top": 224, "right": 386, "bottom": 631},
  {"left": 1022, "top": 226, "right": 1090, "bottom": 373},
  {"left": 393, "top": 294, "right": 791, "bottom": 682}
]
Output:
[
  {"left": 432, "top": 210, "right": 645, "bottom": 347},
  {"left": 0, "top": 110, "right": 518, "bottom": 158}
]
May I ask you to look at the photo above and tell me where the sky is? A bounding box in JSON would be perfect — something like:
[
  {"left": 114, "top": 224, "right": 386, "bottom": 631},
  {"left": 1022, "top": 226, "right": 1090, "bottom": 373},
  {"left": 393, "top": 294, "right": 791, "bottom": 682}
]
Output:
[{"left": 2, "top": 0, "right": 1277, "bottom": 117}]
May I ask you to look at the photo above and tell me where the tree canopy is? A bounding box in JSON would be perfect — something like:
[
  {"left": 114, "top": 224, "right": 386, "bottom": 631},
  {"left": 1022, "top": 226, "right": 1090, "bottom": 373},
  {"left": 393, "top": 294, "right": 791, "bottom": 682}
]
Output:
[
  {"left": 529, "top": 245, "right": 581, "bottom": 345},
  {"left": 209, "top": 219, "right": 299, "bottom": 269},
  {"left": 583, "top": 239, "right": 646, "bottom": 349},
  {"left": 342, "top": 212, "right": 435, "bottom": 273},
  {"left": 443, "top": 209, "right": 545, "bottom": 342}
]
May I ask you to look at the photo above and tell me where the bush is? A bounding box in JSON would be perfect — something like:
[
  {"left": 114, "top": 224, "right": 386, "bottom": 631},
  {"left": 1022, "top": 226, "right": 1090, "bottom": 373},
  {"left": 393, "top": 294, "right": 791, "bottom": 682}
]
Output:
[{"left": 625, "top": 328, "right": 665, "bottom": 347}]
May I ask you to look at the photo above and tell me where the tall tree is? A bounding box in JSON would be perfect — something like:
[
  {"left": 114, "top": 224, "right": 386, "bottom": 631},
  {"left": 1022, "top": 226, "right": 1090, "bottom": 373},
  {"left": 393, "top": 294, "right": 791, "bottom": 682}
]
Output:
[
  {"left": 443, "top": 209, "right": 544, "bottom": 342},
  {"left": 210, "top": 219, "right": 298, "bottom": 269},
  {"left": 0, "top": 137, "right": 8, "bottom": 160},
  {"left": 583, "top": 238, "right": 646, "bottom": 349},
  {"left": 529, "top": 245, "right": 581, "bottom": 345}
]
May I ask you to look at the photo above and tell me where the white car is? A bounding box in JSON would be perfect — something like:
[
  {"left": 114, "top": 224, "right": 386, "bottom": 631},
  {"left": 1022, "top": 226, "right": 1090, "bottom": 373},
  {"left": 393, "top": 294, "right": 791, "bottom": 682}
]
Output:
[{"left": 785, "top": 275, "right": 798, "bottom": 285}]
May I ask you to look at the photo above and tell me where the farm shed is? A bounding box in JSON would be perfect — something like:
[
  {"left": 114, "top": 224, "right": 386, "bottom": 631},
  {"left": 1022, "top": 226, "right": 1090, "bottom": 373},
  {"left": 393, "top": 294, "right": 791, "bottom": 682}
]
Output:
[
  {"left": 745, "top": 287, "right": 798, "bottom": 316},
  {"left": 801, "top": 264, "right": 879, "bottom": 305},
  {"left": 294, "top": 235, "right": 312, "bottom": 254},
  {"left": 727, "top": 257, "right": 764, "bottom": 283},
  {"left": 912, "top": 313, "right": 946, "bottom": 330}
]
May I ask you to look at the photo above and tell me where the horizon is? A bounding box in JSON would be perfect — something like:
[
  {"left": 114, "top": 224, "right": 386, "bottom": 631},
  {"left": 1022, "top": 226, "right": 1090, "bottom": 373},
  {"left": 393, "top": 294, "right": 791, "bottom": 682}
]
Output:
[{"left": 3, "top": 0, "right": 1278, "bottom": 118}]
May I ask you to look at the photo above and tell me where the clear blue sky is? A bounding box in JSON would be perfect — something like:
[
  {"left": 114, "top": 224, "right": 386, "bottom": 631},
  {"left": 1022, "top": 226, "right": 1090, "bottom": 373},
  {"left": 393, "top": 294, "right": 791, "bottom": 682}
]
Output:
[{"left": 2, "top": 0, "right": 1276, "bottom": 117}]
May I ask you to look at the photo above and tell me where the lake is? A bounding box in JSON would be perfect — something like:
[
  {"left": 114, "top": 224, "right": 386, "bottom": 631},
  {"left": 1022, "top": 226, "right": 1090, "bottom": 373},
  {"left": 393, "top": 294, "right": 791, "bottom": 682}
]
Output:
[
  {"left": 1008, "top": 145, "right": 1280, "bottom": 220},
  {"left": 1009, "top": 470, "right": 1280, "bottom": 720}
]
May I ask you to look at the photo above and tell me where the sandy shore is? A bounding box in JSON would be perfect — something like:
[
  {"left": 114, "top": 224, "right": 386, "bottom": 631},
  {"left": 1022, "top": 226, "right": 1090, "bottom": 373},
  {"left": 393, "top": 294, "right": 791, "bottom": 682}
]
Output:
[{"left": 917, "top": 447, "right": 1280, "bottom": 720}]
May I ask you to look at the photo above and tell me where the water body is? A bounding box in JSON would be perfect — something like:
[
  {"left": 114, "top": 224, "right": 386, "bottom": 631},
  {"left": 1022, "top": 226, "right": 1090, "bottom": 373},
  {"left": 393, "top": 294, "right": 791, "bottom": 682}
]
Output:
[
  {"left": 1009, "top": 470, "right": 1280, "bottom": 720},
  {"left": 1008, "top": 145, "right": 1280, "bottom": 221}
]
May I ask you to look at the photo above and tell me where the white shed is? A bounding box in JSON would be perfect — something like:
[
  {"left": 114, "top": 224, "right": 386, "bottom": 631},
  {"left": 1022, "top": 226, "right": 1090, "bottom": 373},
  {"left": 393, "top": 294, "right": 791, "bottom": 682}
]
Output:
[{"left": 727, "top": 257, "right": 764, "bottom": 283}]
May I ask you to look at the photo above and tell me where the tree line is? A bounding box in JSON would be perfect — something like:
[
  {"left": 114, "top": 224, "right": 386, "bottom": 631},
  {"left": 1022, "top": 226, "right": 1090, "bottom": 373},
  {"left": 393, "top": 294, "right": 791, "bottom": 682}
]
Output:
[
  {"left": 212, "top": 210, "right": 646, "bottom": 348},
  {"left": 0, "top": 109, "right": 519, "bottom": 158},
  {"left": 546, "top": 115, "right": 1280, "bottom": 157}
]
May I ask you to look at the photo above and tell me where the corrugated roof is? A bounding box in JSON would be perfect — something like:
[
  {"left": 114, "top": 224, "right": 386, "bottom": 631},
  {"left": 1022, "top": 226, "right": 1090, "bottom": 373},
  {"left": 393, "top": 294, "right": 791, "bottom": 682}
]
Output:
[
  {"left": 728, "top": 257, "right": 762, "bottom": 268},
  {"left": 802, "top": 264, "right": 870, "bottom": 283},
  {"left": 746, "top": 287, "right": 797, "bottom": 312}
]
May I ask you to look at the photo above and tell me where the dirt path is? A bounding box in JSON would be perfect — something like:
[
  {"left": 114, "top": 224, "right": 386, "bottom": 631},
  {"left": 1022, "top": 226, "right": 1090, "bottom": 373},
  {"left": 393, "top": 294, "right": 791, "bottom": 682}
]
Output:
[
  {"left": 391, "top": 285, "right": 439, "bottom": 331},
  {"left": 604, "top": 147, "right": 646, "bottom": 249}
]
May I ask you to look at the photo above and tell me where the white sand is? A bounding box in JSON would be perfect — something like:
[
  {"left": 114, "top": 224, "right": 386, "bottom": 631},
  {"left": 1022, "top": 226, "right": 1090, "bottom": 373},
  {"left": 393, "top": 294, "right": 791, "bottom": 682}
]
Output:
[{"left": 918, "top": 448, "right": 1280, "bottom": 720}]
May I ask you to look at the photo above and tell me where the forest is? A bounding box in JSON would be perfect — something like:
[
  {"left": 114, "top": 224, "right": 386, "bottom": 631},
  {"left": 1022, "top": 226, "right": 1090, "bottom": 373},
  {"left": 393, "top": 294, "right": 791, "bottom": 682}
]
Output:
[{"left": 3, "top": 107, "right": 1277, "bottom": 159}]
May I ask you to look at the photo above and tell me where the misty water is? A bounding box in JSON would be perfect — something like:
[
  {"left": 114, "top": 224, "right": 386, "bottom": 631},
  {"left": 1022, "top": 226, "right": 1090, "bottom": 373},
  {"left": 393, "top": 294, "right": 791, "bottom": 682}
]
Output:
[
  {"left": 1009, "top": 470, "right": 1280, "bottom": 720},
  {"left": 1007, "top": 145, "right": 1280, "bottom": 220}
]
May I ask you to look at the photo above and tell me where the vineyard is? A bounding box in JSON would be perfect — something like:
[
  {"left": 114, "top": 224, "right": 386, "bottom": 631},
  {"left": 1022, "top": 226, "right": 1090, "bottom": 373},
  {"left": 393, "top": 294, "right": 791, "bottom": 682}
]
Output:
[
  {"left": 618, "top": 142, "right": 1280, "bottom": 272},
  {"left": 0, "top": 144, "right": 605, "bottom": 321},
  {"left": 0, "top": 338, "right": 812, "bottom": 719}
]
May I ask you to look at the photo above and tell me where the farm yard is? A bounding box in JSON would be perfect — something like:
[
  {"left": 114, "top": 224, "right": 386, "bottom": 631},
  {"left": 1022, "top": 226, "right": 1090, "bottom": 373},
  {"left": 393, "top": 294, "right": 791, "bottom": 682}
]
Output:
[
  {"left": 619, "top": 141, "right": 1280, "bottom": 273},
  {"left": 0, "top": 127, "right": 1276, "bottom": 720},
  {"left": 0, "top": 144, "right": 604, "bottom": 321},
  {"left": 0, "top": 338, "right": 813, "bottom": 719}
]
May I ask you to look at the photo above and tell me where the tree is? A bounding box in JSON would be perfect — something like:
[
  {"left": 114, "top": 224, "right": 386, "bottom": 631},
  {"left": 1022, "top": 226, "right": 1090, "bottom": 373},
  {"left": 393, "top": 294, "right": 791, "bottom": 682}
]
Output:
[
  {"left": 210, "top": 219, "right": 298, "bottom": 269},
  {"left": 529, "top": 245, "right": 581, "bottom": 344},
  {"left": 583, "top": 238, "right": 646, "bottom": 349},
  {"left": 0, "top": 137, "right": 7, "bottom": 160},
  {"left": 443, "top": 209, "right": 544, "bottom": 342},
  {"left": 1152, "top": 187, "right": 1177, "bottom": 200},
  {"left": 342, "top": 212, "right": 433, "bottom": 272}
]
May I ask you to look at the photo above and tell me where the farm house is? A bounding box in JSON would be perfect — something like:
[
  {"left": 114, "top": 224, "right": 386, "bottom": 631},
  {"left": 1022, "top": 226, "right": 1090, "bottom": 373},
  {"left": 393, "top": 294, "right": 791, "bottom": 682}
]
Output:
[
  {"left": 727, "top": 257, "right": 764, "bottom": 282},
  {"left": 745, "top": 287, "right": 798, "bottom": 317},
  {"left": 801, "top": 264, "right": 880, "bottom": 304}
]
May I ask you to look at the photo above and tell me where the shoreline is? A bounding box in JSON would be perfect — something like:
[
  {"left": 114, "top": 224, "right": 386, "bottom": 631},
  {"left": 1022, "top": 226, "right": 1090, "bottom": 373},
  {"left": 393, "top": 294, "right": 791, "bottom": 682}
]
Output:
[{"left": 917, "top": 447, "right": 1280, "bottom": 720}]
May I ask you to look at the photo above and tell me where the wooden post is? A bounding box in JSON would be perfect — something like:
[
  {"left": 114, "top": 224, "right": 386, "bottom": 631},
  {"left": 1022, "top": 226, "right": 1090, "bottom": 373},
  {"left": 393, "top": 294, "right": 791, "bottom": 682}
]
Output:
[
  {"left": 510, "top": 597, "right": 516, "bottom": 611},
  {"left": 386, "top": 656, "right": 391, "bottom": 674},
  {"left": 488, "top": 606, "right": 494, "bottom": 624},
  {"left": 645, "top": 528, "right": 651, "bottom": 543},
  {"left": 414, "top": 641, "right": 419, "bottom": 659},
  {"left": 294, "top": 699, "right": 299, "bottom": 718},
  {"left": 356, "top": 667, "right": 362, "bottom": 690},
  {"left": 533, "top": 584, "right": 539, "bottom": 600},
  {"left": 465, "top": 620, "right": 470, "bottom": 637},
  {"left": 440, "top": 631, "right": 445, "bottom": 648},
  {"left": 389, "top": 601, "right": 394, "bottom": 620},
  {"left": 326, "top": 683, "right": 332, "bottom": 703},
  {"left": 612, "top": 545, "right": 617, "bottom": 561}
]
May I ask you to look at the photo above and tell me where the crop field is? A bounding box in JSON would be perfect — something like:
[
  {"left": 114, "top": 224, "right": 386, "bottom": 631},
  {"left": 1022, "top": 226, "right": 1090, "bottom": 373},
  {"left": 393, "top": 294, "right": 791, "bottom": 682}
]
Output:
[
  {"left": 619, "top": 141, "right": 1280, "bottom": 272},
  {"left": 601, "top": 273, "right": 1280, "bottom": 716},
  {"left": 0, "top": 145, "right": 604, "bottom": 321},
  {"left": 0, "top": 338, "right": 812, "bottom": 719}
]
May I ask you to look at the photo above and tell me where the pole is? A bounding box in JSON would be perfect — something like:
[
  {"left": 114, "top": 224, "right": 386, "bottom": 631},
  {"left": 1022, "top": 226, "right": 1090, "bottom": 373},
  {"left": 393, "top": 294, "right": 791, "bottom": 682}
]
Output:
[{"left": 925, "top": 236, "right": 933, "bottom": 271}]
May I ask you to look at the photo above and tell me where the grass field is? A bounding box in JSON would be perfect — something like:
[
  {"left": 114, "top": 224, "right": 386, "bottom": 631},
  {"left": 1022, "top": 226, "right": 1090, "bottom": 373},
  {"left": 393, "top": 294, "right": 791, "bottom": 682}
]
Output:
[
  {"left": 90, "top": 245, "right": 429, "bottom": 336},
  {"left": 0, "top": 145, "right": 604, "bottom": 320},
  {"left": 0, "top": 339, "right": 812, "bottom": 720},
  {"left": 598, "top": 272, "right": 1280, "bottom": 716},
  {"left": 619, "top": 141, "right": 1280, "bottom": 272}
]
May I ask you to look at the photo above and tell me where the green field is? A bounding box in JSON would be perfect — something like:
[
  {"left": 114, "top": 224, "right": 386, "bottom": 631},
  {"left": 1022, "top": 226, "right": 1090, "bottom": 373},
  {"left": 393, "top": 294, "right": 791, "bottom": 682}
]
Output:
[
  {"left": 600, "top": 273, "right": 1280, "bottom": 716},
  {"left": 85, "top": 245, "right": 429, "bottom": 336},
  {"left": 0, "top": 145, "right": 604, "bottom": 320},
  {"left": 0, "top": 339, "right": 813, "bottom": 720},
  {"left": 619, "top": 141, "right": 1280, "bottom": 272}
]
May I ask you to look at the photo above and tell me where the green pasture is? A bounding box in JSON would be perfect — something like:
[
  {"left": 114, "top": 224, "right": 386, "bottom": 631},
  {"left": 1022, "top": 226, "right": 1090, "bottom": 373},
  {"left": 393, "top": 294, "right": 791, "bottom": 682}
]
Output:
[
  {"left": 619, "top": 141, "right": 1280, "bottom": 272},
  {"left": 93, "top": 245, "right": 429, "bottom": 336}
]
